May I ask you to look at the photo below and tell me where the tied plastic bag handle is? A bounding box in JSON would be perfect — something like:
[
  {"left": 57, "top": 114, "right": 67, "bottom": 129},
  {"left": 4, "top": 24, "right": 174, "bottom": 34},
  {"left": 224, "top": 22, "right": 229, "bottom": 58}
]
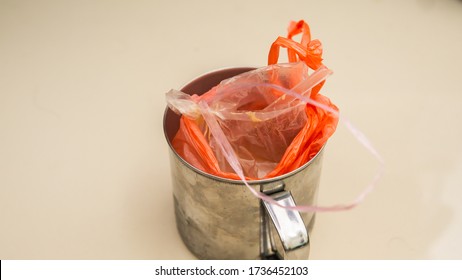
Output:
[
  {"left": 269, "top": 20, "right": 323, "bottom": 70},
  {"left": 268, "top": 20, "right": 326, "bottom": 98}
]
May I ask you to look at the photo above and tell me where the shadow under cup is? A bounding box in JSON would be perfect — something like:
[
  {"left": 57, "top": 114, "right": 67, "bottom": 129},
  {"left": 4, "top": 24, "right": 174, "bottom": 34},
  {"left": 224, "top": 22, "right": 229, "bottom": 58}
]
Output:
[{"left": 163, "top": 67, "right": 324, "bottom": 260}]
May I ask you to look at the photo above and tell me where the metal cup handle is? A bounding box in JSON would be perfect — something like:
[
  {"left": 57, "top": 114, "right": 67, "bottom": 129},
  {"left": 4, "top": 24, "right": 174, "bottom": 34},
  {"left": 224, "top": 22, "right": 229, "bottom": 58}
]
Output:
[{"left": 260, "top": 183, "right": 310, "bottom": 260}]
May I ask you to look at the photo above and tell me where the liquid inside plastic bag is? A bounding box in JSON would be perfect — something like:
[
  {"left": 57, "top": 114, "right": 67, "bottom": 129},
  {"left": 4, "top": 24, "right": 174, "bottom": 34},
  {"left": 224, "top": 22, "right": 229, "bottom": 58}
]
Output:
[{"left": 166, "top": 62, "right": 339, "bottom": 179}]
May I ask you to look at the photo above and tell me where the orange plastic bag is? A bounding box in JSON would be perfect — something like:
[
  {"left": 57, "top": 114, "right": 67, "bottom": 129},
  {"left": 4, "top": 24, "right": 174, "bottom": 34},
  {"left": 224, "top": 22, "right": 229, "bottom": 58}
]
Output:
[{"left": 166, "top": 20, "right": 339, "bottom": 180}]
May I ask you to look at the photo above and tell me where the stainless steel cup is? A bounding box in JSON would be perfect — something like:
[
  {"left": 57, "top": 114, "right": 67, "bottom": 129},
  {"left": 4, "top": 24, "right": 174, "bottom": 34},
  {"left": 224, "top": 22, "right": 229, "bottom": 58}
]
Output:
[{"left": 163, "top": 67, "right": 324, "bottom": 260}]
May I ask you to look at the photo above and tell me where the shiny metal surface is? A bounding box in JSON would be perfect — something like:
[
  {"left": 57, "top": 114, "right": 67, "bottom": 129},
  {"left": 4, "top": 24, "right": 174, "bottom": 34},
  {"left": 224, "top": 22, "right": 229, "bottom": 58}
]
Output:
[
  {"left": 263, "top": 191, "right": 309, "bottom": 251},
  {"left": 164, "top": 68, "right": 324, "bottom": 259}
]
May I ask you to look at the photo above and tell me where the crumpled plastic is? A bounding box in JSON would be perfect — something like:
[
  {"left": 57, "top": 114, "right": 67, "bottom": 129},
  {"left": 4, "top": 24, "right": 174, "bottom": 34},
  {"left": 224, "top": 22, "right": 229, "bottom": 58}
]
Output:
[{"left": 166, "top": 20, "right": 339, "bottom": 180}]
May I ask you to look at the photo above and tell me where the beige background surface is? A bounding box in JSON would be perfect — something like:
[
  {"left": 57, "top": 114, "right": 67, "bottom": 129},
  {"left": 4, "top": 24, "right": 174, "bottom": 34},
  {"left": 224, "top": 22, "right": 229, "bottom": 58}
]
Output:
[{"left": 1, "top": 0, "right": 462, "bottom": 259}]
